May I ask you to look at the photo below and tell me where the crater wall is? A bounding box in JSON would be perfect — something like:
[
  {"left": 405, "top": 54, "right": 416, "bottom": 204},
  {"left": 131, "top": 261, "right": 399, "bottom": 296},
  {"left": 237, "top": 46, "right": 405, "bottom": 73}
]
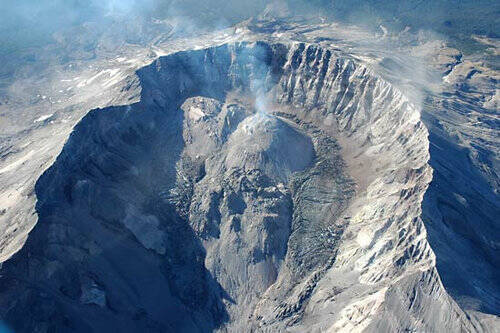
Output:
[{"left": 0, "top": 41, "right": 476, "bottom": 332}]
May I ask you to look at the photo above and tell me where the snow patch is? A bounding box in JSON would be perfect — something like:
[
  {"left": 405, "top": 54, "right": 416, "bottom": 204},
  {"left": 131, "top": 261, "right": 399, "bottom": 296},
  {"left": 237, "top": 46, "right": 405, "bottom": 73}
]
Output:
[
  {"left": 356, "top": 229, "right": 373, "bottom": 248},
  {"left": 188, "top": 107, "right": 205, "bottom": 121},
  {"left": 0, "top": 150, "right": 35, "bottom": 174},
  {"left": 34, "top": 114, "right": 53, "bottom": 123},
  {"left": 77, "top": 69, "right": 121, "bottom": 88}
]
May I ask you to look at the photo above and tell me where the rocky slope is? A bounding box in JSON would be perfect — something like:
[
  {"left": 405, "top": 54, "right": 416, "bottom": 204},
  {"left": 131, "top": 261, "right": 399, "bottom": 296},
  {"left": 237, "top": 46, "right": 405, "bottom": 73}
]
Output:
[{"left": 0, "top": 40, "right": 489, "bottom": 332}]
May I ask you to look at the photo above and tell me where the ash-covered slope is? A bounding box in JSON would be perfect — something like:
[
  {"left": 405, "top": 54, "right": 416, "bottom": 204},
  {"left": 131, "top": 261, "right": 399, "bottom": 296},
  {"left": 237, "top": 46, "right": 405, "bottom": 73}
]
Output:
[{"left": 0, "top": 41, "right": 494, "bottom": 332}]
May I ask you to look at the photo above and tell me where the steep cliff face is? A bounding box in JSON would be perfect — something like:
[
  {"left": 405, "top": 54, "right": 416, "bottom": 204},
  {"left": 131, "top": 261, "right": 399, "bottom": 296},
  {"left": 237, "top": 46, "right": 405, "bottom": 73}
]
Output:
[{"left": 0, "top": 41, "right": 482, "bottom": 331}]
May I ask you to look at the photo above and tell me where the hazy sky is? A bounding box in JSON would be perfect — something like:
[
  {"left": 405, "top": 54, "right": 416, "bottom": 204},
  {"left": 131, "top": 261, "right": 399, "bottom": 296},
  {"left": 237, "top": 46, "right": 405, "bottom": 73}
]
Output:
[{"left": 0, "top": 0, "right": 497, "bottom": 60}]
